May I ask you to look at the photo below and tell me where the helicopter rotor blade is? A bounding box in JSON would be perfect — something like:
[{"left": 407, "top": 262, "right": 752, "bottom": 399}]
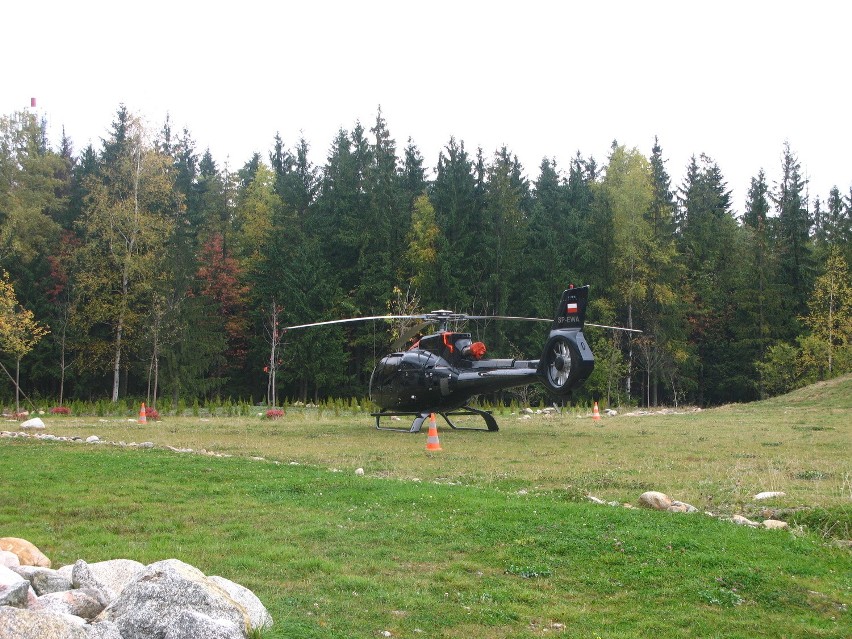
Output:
[
  {"left": 466, "top": 315, "right": 642, "bottom": 333},
  {"left": 466, "top": 315, "right": 550, "bottom": 323},
  {"left": 283, "top": 315, "right": 427, "bottom": 331},
  {"left": 585, "top": 323, "right": 643, "bottom": 333},
  {"left": 391, "top": 321, "right": 431, "bottom": 351},
  {"left": 285, "top": 314, "right": 642, "bottom": 334}
]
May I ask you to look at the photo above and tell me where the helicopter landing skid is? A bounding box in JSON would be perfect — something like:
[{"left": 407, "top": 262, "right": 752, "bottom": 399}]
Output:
[{"left": 372, "top": 406, "right": 498, "bottom": 433}]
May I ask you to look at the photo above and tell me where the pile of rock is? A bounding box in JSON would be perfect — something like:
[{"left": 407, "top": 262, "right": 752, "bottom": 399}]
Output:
[
  {"left": 0, "top": 537, "right": 272, "bottom": 639},
  {"left": 585, "top": 491, "right": 791, "bottom": 531}
]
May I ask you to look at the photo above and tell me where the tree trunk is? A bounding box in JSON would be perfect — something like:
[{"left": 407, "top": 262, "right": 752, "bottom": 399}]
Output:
[
  {"left": 626, "top": 302, "right": 633, "bottom": 397},
  {"left": 15, "top": 357, "right": 21, "bottom": 415},
  {"left": 111, "top": 317, "right": 123, "bottom": 403}
]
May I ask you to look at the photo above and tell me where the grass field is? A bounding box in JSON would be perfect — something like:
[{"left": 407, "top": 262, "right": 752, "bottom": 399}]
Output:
[{"left": 1, "top": 376, "right": 850, "bottom": 637}]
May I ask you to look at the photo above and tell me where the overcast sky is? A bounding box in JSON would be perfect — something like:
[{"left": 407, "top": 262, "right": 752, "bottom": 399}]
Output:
[{"left": 3, "top": 0, "right": 849, "bottom": 211}]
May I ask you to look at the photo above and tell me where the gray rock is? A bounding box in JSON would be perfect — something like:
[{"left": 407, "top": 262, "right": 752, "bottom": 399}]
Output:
[
  {"left": 163, "top": 609, "right": 244, "bottom": 639},
  {"left": 31, "top": 568, "right": 73, "bottom": 595},
  {"left": 84, "top": 559, "right": 145, "bottom": 601},
  {"left": 85, "top": 436, "right": 100, "bottom": 443},
  {"left": 56, "top": 564, "right": 74, "bottom": 579},
  {"left": 31, "top": 588, "right": 106, "bottom": 620},
  {"left": 97, "top": 559, "right": 250, "bottom": 639},
  {"left": 83, "top": 621, "right": 124, "bottom": 639},
  {"left": 638, "top": 491, "right": 672, "bottom": 511},
  {"left": 0, "top": 564, "right": 30, "bottom": 607},
  {"left": 71, "top": 561, "right": 109, "bottom": 606},
  {"left": 208, "top": 575, "right": 273, "bottom": 629},
  {"left": 667, "top": 500, "right": 698, "bottom": 513},
  {"left": 0, "top": 606, "right": 89, "bottom": 639},
  {"left": 731, "top": 514, "right": 760, "bottom": 527}
]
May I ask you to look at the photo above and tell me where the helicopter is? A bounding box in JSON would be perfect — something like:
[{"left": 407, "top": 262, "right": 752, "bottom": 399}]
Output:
[{"left": 284, "top": 285, "right": 639, "bottom": 433}]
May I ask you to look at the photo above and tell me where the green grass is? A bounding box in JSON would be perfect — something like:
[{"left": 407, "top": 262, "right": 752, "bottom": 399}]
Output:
[{"left": 1, "top": 376, "right": 850, "bottom": 637}]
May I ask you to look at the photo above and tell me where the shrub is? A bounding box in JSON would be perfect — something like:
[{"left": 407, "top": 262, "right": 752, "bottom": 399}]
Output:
[
  {"left": 145, "top": 406, "right": 161, "bottom": 421},
  {"left": 266, "top": 409, "right": 285, "bottom": 420},
  {"left": 50, "top": 406, "right": 71, "bottom": 415}
]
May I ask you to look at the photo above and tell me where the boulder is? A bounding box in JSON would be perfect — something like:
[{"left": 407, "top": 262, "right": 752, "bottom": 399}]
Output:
[
  {"left": 73, "top": 559, "right": 143, "bottom": 603},
  {"left": 762, "top": 519, "right": 790, "bottom": 530},
  {"left": 0, "top": 538, "right": 51, "bottom": 567},
  {"left": 71, "top": 561, "right": 109, "bottom": 606},
  {"left": 638, "top": 491, "right": 673, "bottom": 511},
  {"left": 163, "top": 609, "right": 244, "bottom": 639},
  {"left": 82, "top": 621, "right": 124, "bottom": 639},
  {"left": 97, "top": 559, "right": 251, "bottom": 639},
  {"left": 31, "top": 588, "right": 106, "bottom": 620},
  {"left": 31, "top": 568, "right": 73, "bottom": 595},
  {"left": 19, "top": 417, "right": 46, "bottom": 430},
  {"left": 0, "top": 606, "right": 88, "bottom": 639},
  {"left": 0, "top": 550, "right": 19, "bottom": 568},
  {"left": 208, "top": 575, "right": 273, "bottom": 630},
  {"left": 0, "top": 564, "right": 30, "bottom": 607}
]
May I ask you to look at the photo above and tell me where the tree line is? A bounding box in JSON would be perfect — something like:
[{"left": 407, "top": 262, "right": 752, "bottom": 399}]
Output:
[{"left": 0, "top": 105, "right": 849, "bottom": 410}]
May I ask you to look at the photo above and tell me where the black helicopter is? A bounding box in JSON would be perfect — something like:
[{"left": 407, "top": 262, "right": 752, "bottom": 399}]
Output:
[{"left": 284, "top": 285, "right": 635, "bottom": 433}]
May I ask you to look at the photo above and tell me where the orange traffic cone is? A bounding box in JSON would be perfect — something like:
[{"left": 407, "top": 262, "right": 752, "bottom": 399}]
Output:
[
  {"left": 425, "top": 413, "right": 442, "bottom": 451},
  {"left": 138, "top": 403, "right": 147, "bottom": 425},
  {"left": 592, "top": 401, "right": 601, "bottom": 421}
]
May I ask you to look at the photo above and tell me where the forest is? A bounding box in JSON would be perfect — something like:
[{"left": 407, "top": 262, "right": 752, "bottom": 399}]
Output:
[{"left": 0, "top": 105, "right": 850, "bottom": 411}]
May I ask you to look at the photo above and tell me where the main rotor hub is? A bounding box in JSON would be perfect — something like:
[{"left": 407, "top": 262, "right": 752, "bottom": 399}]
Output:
[{"left": 427, "top": 309, "right": 466, "bottom": 333}]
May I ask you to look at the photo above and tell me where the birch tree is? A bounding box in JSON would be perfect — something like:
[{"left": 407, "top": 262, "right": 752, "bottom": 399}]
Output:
[{"left": 74, "top": 107, "right": 177, "bottom": 401}]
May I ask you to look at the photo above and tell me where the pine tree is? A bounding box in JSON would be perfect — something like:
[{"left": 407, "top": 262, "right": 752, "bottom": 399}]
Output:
[
  {"left": 772, "top": 142, "right": 814, "bottom": 340},
  {"left": 737, "top": 169, "right": 781, "bottom": 398},
  {"left": 429, "top": 137, "right": 482, "bottom": 311},
  {"left": 676, "top": 154, "right": 741, "bottom": 404}
]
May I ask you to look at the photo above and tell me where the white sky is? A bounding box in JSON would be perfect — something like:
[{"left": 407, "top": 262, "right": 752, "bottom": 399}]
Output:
[{"left": 3, "top": 0, "right": 849, "bottom": 211}]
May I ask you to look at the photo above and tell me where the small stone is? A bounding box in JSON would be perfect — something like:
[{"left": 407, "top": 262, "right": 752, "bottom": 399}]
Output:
[
  {"left": 731, "top": 514, "right": 760, "bottom": 527},
  {"left": 355, "top": 468, "right": 365, "bottom": 476},
  {"left": 668, "top": 500, "right": 698, "bottom": 513},
  {"left": 638, "top": 491, "right": 673, "bottom": 511},
  {"left": 753, "top": 491, "right": 786, "bottom": 501},
  {"left": 86, "top": 435, "right": 100, "bottom": 443},
  {"left": 762, "top": 519, "right": 789, "bottom": 530}
]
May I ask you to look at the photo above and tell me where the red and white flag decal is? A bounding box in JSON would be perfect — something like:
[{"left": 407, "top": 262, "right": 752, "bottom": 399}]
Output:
[{"left": 566, "top": 302, "right": 578, "bottom": 314}]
